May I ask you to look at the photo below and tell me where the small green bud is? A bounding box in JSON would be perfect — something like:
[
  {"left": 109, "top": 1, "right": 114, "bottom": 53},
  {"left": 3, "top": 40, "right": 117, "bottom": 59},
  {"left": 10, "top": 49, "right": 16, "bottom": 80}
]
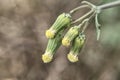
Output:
[
  {"left": 62, "top": 26, "right": 79, "bottom": 47},
  {"left": 42, "top": 30, "right": 63, "bottom": 63},
  {"left": 67, "top": 33, "right": 85, "bottom": 62},
  {"left": 46, "top": 13, "right": 71, "bottom": 38}
]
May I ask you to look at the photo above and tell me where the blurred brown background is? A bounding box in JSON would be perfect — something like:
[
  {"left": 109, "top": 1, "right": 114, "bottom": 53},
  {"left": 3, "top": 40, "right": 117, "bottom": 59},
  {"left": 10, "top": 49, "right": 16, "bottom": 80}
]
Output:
[{"left": 0, "top": 0, "right": 120, "bottom": 80}]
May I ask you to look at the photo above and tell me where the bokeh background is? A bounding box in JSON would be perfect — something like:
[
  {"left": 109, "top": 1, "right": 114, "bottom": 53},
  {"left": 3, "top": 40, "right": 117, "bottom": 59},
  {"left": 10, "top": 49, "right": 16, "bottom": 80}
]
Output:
[{"left": 0, "top": 0, "right": 120, "bottom": 80}]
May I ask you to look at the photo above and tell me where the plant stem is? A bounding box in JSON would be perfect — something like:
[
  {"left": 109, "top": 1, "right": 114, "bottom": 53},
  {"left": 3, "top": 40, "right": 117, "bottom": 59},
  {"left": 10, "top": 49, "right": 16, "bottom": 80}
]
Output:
[
  {"left": 97, "top": 0, "right": 120, "bottom": 10},
  {"left": 72, "top": 9, "right": 94, "bottom": 24},
  {"left": 70, "top": 5, "right": 89, "bottom": 14}
]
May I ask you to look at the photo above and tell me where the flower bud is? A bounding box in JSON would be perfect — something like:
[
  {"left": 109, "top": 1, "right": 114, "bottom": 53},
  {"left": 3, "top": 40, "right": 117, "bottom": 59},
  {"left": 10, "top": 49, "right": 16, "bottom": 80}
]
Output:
[
  {"left": 67, "top": 52, "right": 78, "bottom": 62},
  {"left": 42, "top": 52, "right": 53, "bottom": 63},
  {"left": 46, "top": 13, "right": 71, "bottom": 38},
  {"left": 67, "top": 33, "right": 85, "bottom": 62},
  {"left": 42, "top": 30, "right": 63, "bottom": 63},
  {"left": 46, "top": 29, "right": 56, "bottom": 39},
  {"left": 62, "top": 26, "right": 79, "bottom": 47}
]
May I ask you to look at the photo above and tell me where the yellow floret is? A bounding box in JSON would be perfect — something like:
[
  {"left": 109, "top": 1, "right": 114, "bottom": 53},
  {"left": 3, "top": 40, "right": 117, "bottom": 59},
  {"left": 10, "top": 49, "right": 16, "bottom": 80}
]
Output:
[
  {"left": 42, "top": 53, "right": 53, "bottom": 63},
  {"left": 67, "top": 53, "right": 78, "bottom": 62},
  {"left": 45, "top": 29, "right": 55, "bottom": 39},
  {"left": 62, "top": 38, "right": 70, "bottom": 47}
]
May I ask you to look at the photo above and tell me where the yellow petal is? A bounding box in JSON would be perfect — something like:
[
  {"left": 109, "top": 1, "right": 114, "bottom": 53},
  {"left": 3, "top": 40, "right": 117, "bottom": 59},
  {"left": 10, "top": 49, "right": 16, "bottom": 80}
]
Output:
[
  {"left": 45, "top": 29, "right": 55, "bottom": 39},
  {"left": 42, "top": 53, "right": 53, "bottom": 63},
  {"left": 62, "top": 38, "right": 70, "bottom": 47},
  {"left": 67, "top": 53, "right": 78, "bottom": 62}
]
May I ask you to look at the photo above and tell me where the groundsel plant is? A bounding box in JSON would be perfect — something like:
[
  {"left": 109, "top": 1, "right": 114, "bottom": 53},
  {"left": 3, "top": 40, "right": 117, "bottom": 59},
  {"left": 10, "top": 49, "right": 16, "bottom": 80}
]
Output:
[{"left": 42, "top": 1, "right": 120, "bottom": 63}]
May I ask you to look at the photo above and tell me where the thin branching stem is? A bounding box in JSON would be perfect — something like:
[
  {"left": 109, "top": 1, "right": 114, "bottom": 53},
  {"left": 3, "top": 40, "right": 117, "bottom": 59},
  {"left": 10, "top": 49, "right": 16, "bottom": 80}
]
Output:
[
  {"left": 71, "top": 9, "right": 94, "bottom": 24},
  {"left": 70, "top": 5, "right": 89, "bottom": 14},
  {"left": 97, "top": 0, "right": 120, "bottom": 11}
]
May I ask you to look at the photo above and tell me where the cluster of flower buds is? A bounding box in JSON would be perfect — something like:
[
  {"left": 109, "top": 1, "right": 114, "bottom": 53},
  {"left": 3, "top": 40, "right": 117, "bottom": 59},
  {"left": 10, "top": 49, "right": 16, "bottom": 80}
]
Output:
[
  {"left": 42, "top": 13, "right": 87, "bottom": 63},
  {"left": 42, "top": 1, "right": 99, "bottom": 63}
]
